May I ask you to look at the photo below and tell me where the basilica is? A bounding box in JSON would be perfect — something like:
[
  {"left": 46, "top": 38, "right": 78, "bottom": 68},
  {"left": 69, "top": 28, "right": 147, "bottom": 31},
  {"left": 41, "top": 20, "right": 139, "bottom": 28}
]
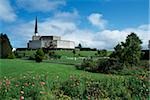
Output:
[{"left": 27, "top": 17, "right": 75, "bottom": 49}]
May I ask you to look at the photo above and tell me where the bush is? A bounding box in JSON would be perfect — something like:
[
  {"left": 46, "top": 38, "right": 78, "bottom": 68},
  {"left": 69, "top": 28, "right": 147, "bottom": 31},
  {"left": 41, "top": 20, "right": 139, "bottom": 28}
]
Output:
[
  {"left": 49, "top": 51, "right": 61, "bottom": 59},
  {"left": 60, "top": 76, "right": 83, "bottom": 99},
  {"left": 35, "top": 49, "right": 44, "bottom": 62},
  {"left": 97, "top": 49, "right": 107, "bottom": 57},
  {"left": 0, "top": 74, "right": 149, "bottom": 99},
  {"left": 138, "top": 60, "right": 149, "bottom": 70},
  {"left": 76, "top": 58, "right": 98, "bottom": 72},
  {"left": 28, "top": 54, "right": 35, "bottom": 60},
  {"left": 7, "top": 53, "right": 15, "bottom": 59},
  {"left": 60, "top": 76, "right": 149, "bottom": 99},
  {"left": 14, "top": 51, "right": 25, "bottom": 58},
  {"left": 76, "top": 58, "right": 123, "bottom": 73}
]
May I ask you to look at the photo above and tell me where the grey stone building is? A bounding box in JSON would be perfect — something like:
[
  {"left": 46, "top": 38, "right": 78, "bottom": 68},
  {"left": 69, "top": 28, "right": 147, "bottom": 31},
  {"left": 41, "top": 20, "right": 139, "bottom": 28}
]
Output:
[{"left": 27, "top": 17, "right": 75, "bottom": 49}]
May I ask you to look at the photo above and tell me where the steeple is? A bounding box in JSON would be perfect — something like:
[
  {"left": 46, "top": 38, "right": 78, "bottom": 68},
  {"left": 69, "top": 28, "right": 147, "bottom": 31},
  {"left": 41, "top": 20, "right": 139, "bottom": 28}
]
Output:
[{"left": 34, "top": 16, "right": 38, "bottom": 34}]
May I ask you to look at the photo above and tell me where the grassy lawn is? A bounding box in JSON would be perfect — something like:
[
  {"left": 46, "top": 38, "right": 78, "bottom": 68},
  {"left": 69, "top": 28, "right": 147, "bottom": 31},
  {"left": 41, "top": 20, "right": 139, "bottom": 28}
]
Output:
[
  {"left": 0, "top": 59, "right": 118, "bottom": 81},
  {"left": 16, "top": 50, "right": 112, "bottom": 57}
]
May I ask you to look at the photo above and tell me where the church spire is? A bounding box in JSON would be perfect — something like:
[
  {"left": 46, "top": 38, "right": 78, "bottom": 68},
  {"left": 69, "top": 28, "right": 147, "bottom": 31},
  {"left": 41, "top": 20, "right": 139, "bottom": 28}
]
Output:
[{"left": 34, "top": 16, "right": 38, "bottom": 34}]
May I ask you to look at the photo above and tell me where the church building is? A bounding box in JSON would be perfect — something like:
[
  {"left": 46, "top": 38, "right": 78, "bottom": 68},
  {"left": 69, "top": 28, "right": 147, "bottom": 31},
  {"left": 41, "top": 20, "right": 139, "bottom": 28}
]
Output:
[{"left": 27, "top": 17, "right": 75, "bottom": 49}]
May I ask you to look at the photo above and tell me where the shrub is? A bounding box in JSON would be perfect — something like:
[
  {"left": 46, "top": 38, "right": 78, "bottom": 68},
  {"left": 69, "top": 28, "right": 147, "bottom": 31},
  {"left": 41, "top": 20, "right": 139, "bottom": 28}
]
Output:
[
  {"left": 0, "top": 74, "right": 149, "bottom": 99},
  {"left": 83, "top": 80, "right": 108, "bottom": 99},
  {"left": 49, "top": 51, "right": 61, "bottom": 59},
  {"left": 76, "top": 58, "right": 123, "bottom": 73},
  {"left": 138, "top": 60, "right": 149, "bottom": 70},
  {"left": 59, "top": 76, "right": 149, "bottom": 99},
  {"left": 35, "top": 49, "right": 44, "bottom": 62},
  {"left": 97, "top": 49, "right": 107, "bottom": 57},
  {"left": 60, "top": 76, "right": 83, "bottom": 99},
  {"left": 7, "top": 53, "right": 15, "bottom": 59},
  {"left": 14, "top": 51, "right": 25, "bottom": 58},
  {"left": 28, "top": 54, "right": 35, "bottom": 60},
  {"left": 77, "top": 58, "right": 98, "bottom": 72}
]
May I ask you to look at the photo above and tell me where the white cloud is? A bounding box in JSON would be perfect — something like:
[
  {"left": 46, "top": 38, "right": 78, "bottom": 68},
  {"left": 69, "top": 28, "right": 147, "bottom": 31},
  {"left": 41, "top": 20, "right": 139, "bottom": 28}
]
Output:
[
  {"left": 8, "top": 11, "right": 149, "bottom": 50},
  {"left": 0, "top": 0, "right": 17, "bottom": 22},
  {"left": 53, "top": 9, "right": 79, "bottom": 21},
  {"left": 88, "top": 13, "right": 107, "bottom": 29},
  {"left": 17, "top": 0, "right": 66, "bottom": 12}
]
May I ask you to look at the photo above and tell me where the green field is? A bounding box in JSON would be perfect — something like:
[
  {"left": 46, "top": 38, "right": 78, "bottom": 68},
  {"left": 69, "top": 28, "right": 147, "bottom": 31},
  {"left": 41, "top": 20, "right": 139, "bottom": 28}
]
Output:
[
  {"left": 16, "top": 50, "right": 112, "bottom": 57},
  {"left": 0, "top": 59, "right": 148, "bottom": 99},
  {"left": 0, "top": 59, "right": 118, "bottom": 80}
]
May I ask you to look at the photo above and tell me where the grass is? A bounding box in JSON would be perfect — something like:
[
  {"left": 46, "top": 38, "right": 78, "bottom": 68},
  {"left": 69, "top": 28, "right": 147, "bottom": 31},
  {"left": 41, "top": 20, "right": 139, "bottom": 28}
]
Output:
[
  {"left": 16, "top": 50, "right": 112, "bottom": 57},
  {"left": 0, "top": 59, "right": 120, "bottom": 81},
  {"left": 0, "top": 59, "right": 148, "bottom": 99}
]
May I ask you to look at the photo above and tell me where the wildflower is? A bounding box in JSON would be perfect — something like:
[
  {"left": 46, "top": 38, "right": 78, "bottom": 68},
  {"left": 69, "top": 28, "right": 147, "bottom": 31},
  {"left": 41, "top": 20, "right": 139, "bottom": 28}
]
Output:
[
  {"left": 20, "top": 91, "right": 24, "bottom": 94},
  {"left": 5, "top": 79, "right": 10, "bottom": 86},
  {"left": 20, "top": 96, "right": 24, "bottom": 100},
  {"left": 15, "top": 84, "right": 19, "bottom": 87},
  {"left": 24, "top": 83, "right": 28, "bottom": 86},
  {"left": 40, "top": 82, "right": 46, "bottom": 86},
  {"left": 32, "top": 84, "right": 35, "bottom": 87},
  {"left": 40, "top": 91, "right": 46, "bottom": 94},
  {"left": 138, "top": 76, "right": 144, "bottom": 79},
  {"left": 56, "top": 76, "right": 59, "bottom": 79}
]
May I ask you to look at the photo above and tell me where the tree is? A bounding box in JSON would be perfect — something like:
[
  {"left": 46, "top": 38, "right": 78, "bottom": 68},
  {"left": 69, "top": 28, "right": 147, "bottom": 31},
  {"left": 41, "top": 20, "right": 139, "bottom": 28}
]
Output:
[
  {"left": 78, "top": 43, "right": 82, "bottom": 49},
  {"left": 0, "top": 33, "right": 13, "bottom": 58},
  {"left": 123, "top": 33, "right": 142, "bottom": 66},
  {"left": 97, "top": 49, "right": 107, "bottom": 57},
  {"left": 110, "top": 32, "right": 142, "bottom": 66},
  {"left": 35, "top": 49, "right": 44, "bottom": 62},
  {"left": 73, "top": 50, "right": 76, "bottom": 56}
]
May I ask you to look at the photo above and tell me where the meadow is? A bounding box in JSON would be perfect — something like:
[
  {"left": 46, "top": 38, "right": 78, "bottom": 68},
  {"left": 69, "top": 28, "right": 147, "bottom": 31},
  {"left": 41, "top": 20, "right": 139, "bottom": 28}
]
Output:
[
  {"left": 0, "top": 59, "right": 117, "bottom": 80},
  {"left": 0, "top": 49, "right": 149, "bottom": 99},
  {"left": 0, "top": 58, "right": 149, "bottom": 99}
]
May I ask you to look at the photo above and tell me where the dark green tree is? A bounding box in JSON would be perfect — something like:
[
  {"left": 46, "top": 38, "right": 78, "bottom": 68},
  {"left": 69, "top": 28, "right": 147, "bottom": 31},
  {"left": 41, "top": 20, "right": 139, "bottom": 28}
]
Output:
[
  {"left": 110, "top": 32, "right": 142, "bottom": 66},
  {"left": 123, "top": 33, "right": 142, "bottom": 66},
  {"left": 97, "top": 49, "right": 107, "bottom": 57},
  {"left": 78, "top": 43, "right": 82, "bottom": 49},
  {"left": 35, "top": 49, "right": 44, "bottom": 62},
  {"left": 0, "top": 33, "right": 13, "bottom": 58}
]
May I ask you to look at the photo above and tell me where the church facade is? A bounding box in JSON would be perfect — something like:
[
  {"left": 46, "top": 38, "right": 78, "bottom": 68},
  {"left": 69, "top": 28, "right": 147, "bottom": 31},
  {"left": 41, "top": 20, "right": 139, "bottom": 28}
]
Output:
[{"left": 27, "top": 17, "right": 75, "bottom": 49}]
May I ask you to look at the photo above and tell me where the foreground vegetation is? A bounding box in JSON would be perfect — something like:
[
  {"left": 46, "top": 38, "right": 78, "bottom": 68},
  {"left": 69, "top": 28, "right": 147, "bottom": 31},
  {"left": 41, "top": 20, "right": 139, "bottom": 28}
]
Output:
[
  {"left": 0, "top": 59, "right": 149, "bottom": 99},
  {"left": 0, "top": 72, "right": 148, "bottom": 99}
]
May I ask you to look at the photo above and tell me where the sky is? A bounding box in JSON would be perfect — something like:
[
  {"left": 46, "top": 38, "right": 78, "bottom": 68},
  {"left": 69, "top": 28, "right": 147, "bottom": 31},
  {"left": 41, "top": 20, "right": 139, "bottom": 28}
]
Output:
[{"left": 0, "top": 0, "right": 149, "bottom": 50}]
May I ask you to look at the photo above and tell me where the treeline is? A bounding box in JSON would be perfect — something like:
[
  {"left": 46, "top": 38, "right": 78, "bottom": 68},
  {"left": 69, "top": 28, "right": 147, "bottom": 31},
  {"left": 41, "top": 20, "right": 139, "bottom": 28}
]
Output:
[{"left": 76, "top": 33, "right": 149, "bottom": 73}]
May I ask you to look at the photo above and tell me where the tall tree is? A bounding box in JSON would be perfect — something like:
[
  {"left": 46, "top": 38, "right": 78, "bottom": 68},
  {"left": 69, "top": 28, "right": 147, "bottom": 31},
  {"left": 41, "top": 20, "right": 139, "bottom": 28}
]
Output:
[
  {"left": 78, "top": 43, "right": 82, "bottom": 49},
  {"left": 0, "top": 33, "right": 13, "bottom": 58},
  {"left": 110, "top": 32, "right": 142, "bottom": 66},
  {"left": 123, "top": 33, "right": 142, "bottom": 66}
]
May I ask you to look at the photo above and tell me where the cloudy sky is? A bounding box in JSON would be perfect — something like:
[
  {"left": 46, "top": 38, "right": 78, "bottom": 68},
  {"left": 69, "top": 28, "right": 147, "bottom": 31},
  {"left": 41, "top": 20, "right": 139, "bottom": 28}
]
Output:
[{"left": 0, "top": 0, "right": 149, "bottom": 50}]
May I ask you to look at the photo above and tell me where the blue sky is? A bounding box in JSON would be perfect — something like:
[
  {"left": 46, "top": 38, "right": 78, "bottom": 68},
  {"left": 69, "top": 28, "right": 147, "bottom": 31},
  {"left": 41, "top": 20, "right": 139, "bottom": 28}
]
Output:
[{"left": 0, "top": 0, "right": 149, "bottom": 49}]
